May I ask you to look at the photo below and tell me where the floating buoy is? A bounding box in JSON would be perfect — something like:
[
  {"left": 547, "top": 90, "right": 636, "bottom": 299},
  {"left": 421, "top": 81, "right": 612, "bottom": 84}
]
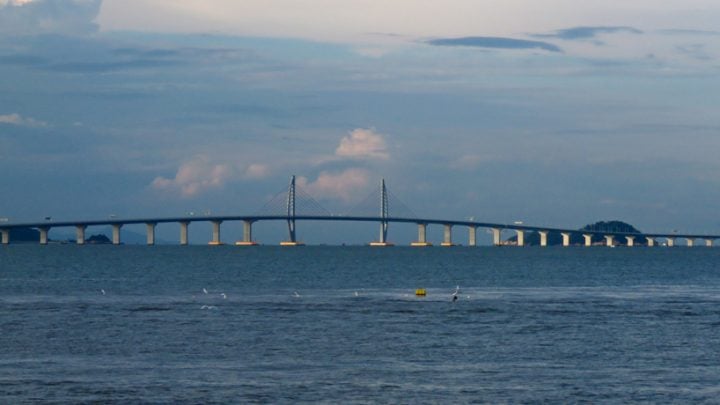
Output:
[{"left": 415, "top": 288, "right": 426, "bottom": 296}]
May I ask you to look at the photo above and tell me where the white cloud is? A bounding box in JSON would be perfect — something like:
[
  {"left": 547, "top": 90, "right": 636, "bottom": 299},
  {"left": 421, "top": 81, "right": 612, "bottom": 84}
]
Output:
[
  {"left": 150, "top": 155, "right": 268, "bottom": 198},
  {"left": 297, "top": 168, "right": 370, "bottom": 202},
  {"left": 0, "top": 112, "right": 47, "bottom": 127},
  {"left": 243, "top": 163, "right": 270, "bottom": 179},
  {"left": 0, "top": 0, "right": 101, "bottom": 35},
  {"left": 151, "top": 155, "right": 232, "bottom": 198},
  {"left": 335, "top": 128, "right": 389, "bottom": 160},
  {"left": 98, "top": 0, "right": 720, "bottom": 45}
]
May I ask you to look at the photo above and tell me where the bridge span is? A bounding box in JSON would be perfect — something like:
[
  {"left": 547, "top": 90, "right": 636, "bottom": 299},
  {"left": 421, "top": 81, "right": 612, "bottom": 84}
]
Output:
[{"left": 1, "top": 176, "right": 717, "bottom": 247}]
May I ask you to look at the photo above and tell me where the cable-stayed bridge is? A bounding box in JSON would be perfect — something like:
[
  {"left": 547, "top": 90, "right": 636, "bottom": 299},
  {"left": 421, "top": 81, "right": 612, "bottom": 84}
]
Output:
[{"left": 1, "top": 176, "right": 718, "bottom": 247}]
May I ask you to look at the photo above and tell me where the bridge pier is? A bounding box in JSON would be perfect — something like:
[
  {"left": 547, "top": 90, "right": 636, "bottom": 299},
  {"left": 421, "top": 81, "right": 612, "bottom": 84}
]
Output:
[
  {"left": 468, "top": 226, "right": 477, "bottom": 247},
  {"left": 236, "top": 220, "right": 259, "bottom": 246},
  {"left": 491, "top": 228, "right": 502, "bottom": 246},
  {"left": 515, "top": 230, "right": 525, "bottom": 247},
  {"left": 666, "top": 237, "right": 675, "bottom": 247},
  {"left": 605, "top": 235, "right": 615, "bottom": 247},
  {"left": 583, "top": 234, "right": 593, "bottom": 247},
  {"left": 538, "top": 231, "right": 548, "bottom": 247},
  {"left": 112, "top": 224, "right": 122, "bottom": 245},
  {"left": 1, "top": 229, "right": 8, "bottom": 245},
  {"left": 180, "top": 221, "right": 189, "bottom": 245},
  {"left": 626, "top": 236, "right": 635, "bottom": 247},
  {"left": 411, "top": 223, "right": 431, "bottom": 246},
  {"left": 209, "top": 220, "right": 222, "bottom": 245},
  {"left": 39, "top": 227, "right": 49, "bottom": 245},
  {"left": 561, "top": 232, "right": 571, "bottom": 247},
  {"left": 705, "top": 239, "right": 714, "bottom": 247},
  {"left": 646, "top": 237, "right": 655, "bottom": 247},
  {"left": 441, "top": 224, "right": 454, "bottom": 246},
  {"left": 76, "top": 225, "right": 86, "bottom": 245},
  {"left": 686, "top": 238, "right": 695, "bottom": 247},
  {"left": 146, "top": 223, "right": 156, "bottom": 246}
]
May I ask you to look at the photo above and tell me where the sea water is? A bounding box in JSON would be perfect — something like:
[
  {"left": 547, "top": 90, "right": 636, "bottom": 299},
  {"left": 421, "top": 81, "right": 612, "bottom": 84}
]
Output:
[{"left": 2, "top": 245, "right": 720, "bottom": 403}]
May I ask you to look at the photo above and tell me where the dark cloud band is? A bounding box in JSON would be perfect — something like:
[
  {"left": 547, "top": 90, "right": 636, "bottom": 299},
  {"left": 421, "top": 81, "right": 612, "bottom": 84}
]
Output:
[{"left": 425, "top": 36, "right": 562, "bottom": 53}]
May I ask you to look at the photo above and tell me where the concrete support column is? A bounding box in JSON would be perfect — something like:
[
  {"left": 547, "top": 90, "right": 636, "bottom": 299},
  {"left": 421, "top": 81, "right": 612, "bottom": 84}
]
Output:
[
  {"left": 626, "top": 236, "right": 635, "bottom": 247},
  {"left": 686, "top": 238, "right": 695, "bottom": 247},
  {"left": 146, "top": 223, "right": 156, "bottom": 246},
  {"left": 666, "top": 238, "right": 675, "bottom": 247},
  {"left": 180, "top": 222, "right": 189, "bottom": 245},
  {"left": 646, "top": 237, "right": 655, "bottom": 247},
  {"left": 538, "top": 231, "right": 548, "bottom": 247},
  {"left": 515, "top": 230, "right": 525, "bottom": 247},
  {"left": 705, "top": 239, "right": 714, "bottom": 247},
  {"left": 468, "top": 226, "right": 477, "bottom": 247},
  {"left": 418, "top": 223, "right": 427, "bottom": 243},
  {"left": 583, "top": 234, "right": 593, "bottom": 247},
  {"left": 605, "top": 235, "right": 614, "bottom": 247},
  {"left": 76, "top": 225, "right": 86, "bottom": 245},
  {"left": 236, "top": 220, "right": 259, "bottom": 246},
  {"left": 39, "top": 227, "right": 49, "bottom": 245},
  {"left": 442, "top": 224, "right": 453, "bottom": 246},
  {"left": 561, "top": 232, "right": 571, "bottom": 247},
  {"left": 210, "top": 220, "right": 222, "bottom": 245},
  {"left": 411, "top": 223, "right": 431, "bottom": 246},
  {"left": 1, "top": 229, "right": 8, "bottom": 245},
  {"left": 112, "top": 224, "right": 122, "bottom": 245},
  {"left": 243, "top": 220, "right": 253, "bottom": 243},
  {"left": 491, "top": 228, "right": 502, "bottom": 246}
]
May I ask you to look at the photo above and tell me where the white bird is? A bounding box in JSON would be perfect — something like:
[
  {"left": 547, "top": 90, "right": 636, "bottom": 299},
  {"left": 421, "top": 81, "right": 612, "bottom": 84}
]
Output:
[
  {"left": 293, "top": 291, "right": 301, "bottom": 298},
  {"left": 220, "top": 293, "right": 227, "bottom": 299},
  {"left": 354, "top": 291, "right": 359, "bottom": 297},
  {"left": 202, "top": 288, "right": 208, "bottom": 294},
  {"left": 452, "top": 285, "right": 460, "bottom": 302},
  {"left": 100, "top": 289, "right": 105, "bottom": 295}
]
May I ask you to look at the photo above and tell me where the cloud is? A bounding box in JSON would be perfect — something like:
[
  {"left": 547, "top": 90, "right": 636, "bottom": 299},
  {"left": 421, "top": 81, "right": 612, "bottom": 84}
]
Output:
[
  {"left": 0, "top": 112, "right": 47, "bottom": 127},
  {"left": 0, "top": 0, "right": 102, "bottom": 36},
  {"left": 425, "top": 36, "right": 562, "bottom": 53},
  {"left": 676, "top": 44, "right": 712, "bottom": 61},
  {"left": 243, "top": 163, "right": 270, "bottom": 179},
  {"left": 534, "top": 26, "right": 642, "bottom": 41},
  {"left": 151, "top": 155, "right": 232, "bottom": 198},
  {"left": 658, "top": 29, "right": 720, "bottom": 37},
  {"left": 297, "top": 168, "right": 370, "bottom": 202},
  {"left": 449, "top": 154, "right": 495, "bottom": 170},
  {"left": 335, "top": 128, "right": 389, "bottom": 160},
  {"left": 150, "top": 155, "right": 269, "bottom": 198}
]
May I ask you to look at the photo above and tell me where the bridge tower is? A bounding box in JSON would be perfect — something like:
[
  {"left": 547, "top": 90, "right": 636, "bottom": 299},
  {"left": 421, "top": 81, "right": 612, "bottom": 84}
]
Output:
[
  {"left": 281, "top": 175, "right": 303, "bottom": 246},
  {"left": 380, "top": 178, "right": 388, "bottom": 243},
  {"left": 287, "top": 175, "right": 296, "bottom": 241},
  {"left": 370, "top": 178, "right": 393, "bottom": 246}
]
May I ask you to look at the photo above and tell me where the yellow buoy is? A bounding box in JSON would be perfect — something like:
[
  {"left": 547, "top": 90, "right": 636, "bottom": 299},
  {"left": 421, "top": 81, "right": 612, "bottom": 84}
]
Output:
[{"left": 415, "top": 288, "right": 426, "bottom": 296}]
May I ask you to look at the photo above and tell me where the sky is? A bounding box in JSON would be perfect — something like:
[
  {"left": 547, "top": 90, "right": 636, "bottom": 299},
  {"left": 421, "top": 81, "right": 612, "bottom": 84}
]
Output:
[{"left": 1, "top": 0, "right": 720, "bottom": 244}]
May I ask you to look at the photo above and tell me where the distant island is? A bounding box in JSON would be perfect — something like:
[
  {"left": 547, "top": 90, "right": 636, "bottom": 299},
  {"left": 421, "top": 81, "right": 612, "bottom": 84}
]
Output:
[
  {"left": 2, "top": 227, "right": 40, "bottom": 243},
  {"left": 85, "top": 234, "right": 112, "bottom": 244},
  {"left": 506, "top": 220, "right": 642, "bottom": 246},
  {"left": 2, "top": 227, "right": 113, "bottom": 244}
]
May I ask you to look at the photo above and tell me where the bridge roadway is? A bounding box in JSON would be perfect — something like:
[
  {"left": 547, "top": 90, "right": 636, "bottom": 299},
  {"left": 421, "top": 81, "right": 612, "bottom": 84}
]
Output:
[{"left": 1, "top": 215, "right": 718, "bottom": 247}]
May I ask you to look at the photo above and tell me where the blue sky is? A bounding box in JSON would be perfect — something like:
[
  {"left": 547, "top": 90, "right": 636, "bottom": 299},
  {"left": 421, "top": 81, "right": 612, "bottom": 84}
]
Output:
[{"left": 2, "top": 0, "right": 720, "bottom": 244}]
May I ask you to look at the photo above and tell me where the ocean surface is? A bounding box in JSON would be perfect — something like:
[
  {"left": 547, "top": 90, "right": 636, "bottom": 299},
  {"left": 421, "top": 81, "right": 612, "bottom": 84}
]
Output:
[{"left": 2, "top": 245, "right": 720, "bottom": 403}]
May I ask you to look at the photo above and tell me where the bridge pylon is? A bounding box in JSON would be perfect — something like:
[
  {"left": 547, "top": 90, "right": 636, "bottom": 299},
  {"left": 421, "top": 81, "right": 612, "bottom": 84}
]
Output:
[
  {"left": 370, "top": 178, "right": 393, "bottom": 246},
  {"left": 281, "top": 175, "right": 304, "bottom": 246}
]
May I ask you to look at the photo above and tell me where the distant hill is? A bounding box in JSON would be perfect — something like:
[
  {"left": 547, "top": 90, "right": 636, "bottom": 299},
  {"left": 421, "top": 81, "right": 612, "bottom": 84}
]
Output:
[
  {"left": 86, "top": 234, "right": 112, "bottom": 244},
  {"left": 4, "top": 227, "right": 40, "bottom": 243},
  {"left": 506, "top": 220, "right": 643, "bottom": 246}
]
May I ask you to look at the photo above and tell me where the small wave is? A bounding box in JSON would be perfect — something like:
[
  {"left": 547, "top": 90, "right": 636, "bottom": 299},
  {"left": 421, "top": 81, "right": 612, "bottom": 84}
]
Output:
[{"left": 127, "top": 306, "right": 172, "bottom": 312}]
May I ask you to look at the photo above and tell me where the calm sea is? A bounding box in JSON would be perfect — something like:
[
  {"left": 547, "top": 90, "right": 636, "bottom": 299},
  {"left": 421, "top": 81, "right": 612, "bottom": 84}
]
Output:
[{"left": 2, "top": 245, "right": 720, "bottom": 403}]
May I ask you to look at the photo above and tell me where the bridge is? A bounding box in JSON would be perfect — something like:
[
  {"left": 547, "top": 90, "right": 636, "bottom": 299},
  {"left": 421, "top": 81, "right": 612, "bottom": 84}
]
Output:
[{"left": 1, "top": 176, "right": 718, "bottom": 247}]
